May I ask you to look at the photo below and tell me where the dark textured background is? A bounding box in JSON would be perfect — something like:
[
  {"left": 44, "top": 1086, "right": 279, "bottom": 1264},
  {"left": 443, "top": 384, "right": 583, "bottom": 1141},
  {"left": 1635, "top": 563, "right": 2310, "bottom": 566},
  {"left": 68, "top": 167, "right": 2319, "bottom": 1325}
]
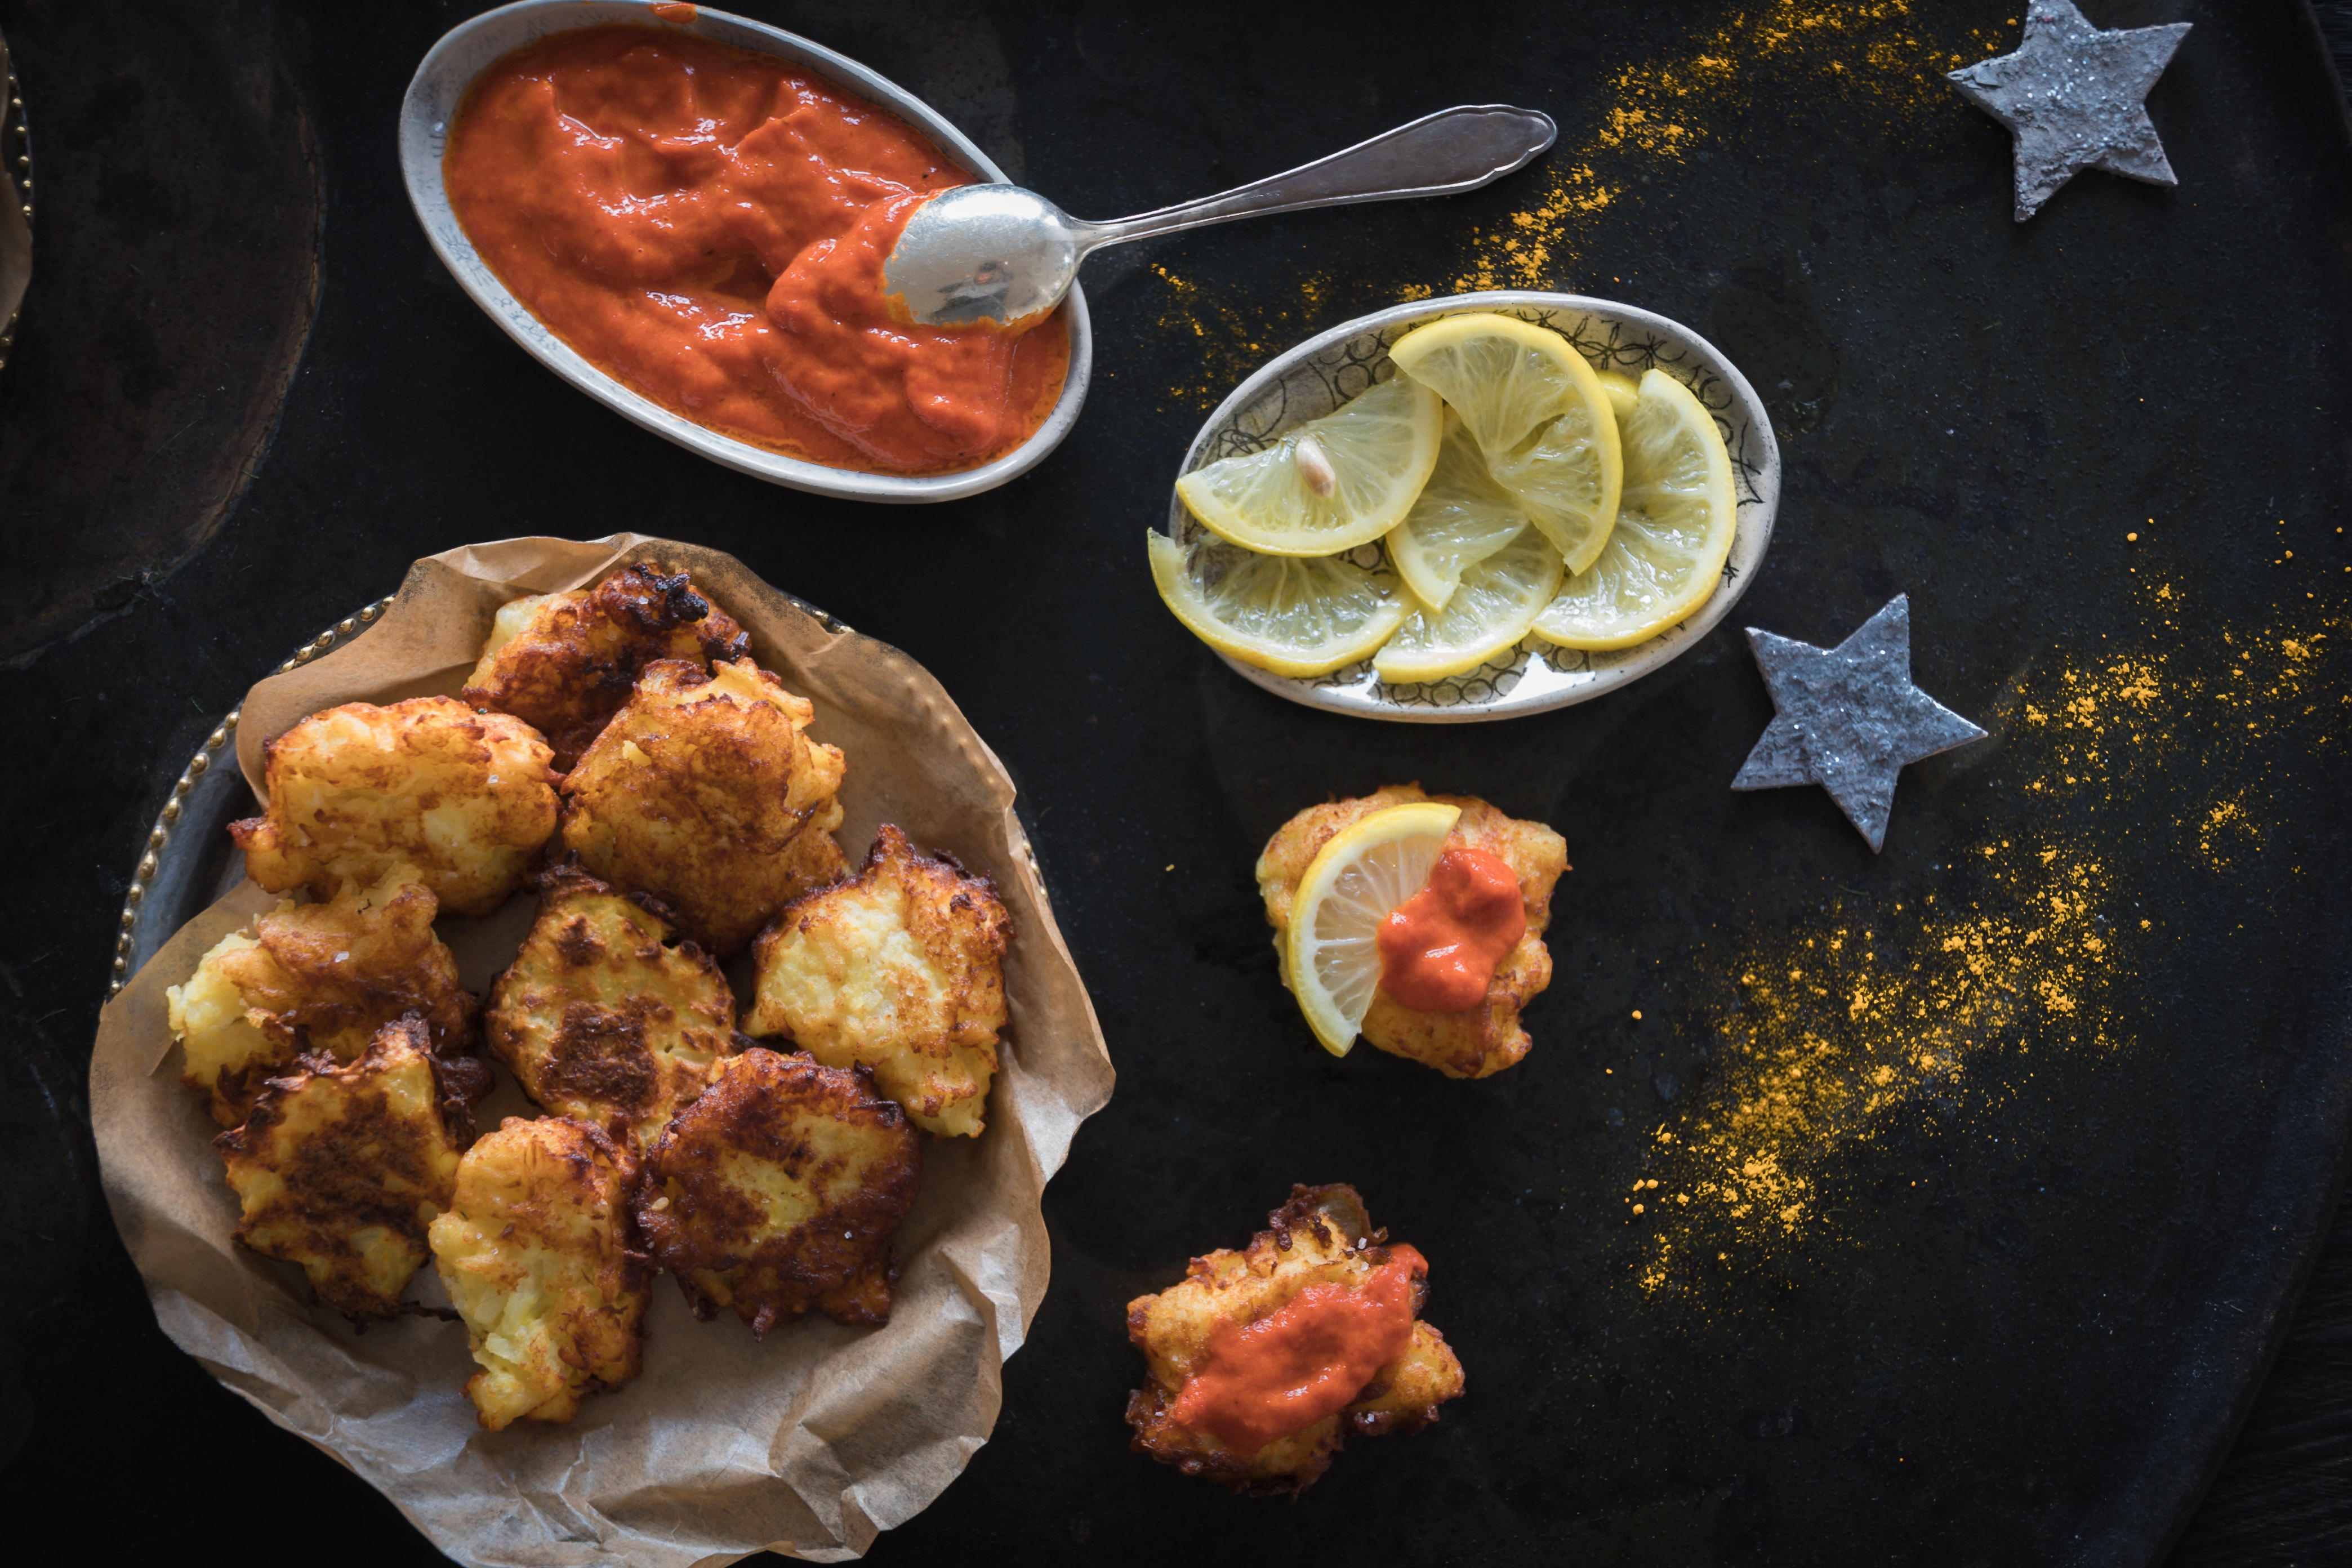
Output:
[{"left": 1, "top": 1, "right": 2349, "bottom": 1563}]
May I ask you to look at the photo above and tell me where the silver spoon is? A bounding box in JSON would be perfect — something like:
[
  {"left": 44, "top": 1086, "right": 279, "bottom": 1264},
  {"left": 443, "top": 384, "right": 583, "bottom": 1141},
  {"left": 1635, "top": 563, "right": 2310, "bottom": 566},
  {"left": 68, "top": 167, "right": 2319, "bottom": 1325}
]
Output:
[{"left": 883, "top": 104, "right": 1556, "bottom": 329}]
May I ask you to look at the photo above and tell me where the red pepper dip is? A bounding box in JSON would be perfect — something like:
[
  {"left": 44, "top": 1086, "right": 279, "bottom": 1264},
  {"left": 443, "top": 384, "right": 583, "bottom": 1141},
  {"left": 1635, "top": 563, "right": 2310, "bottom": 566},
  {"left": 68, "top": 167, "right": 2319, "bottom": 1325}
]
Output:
[
  {"left": 1375, "top": 844, "right": 1527, "bottom": 1012},
  {"left": 1170, "top": 1246, "right": 1426, "bottom": 1456},
  {"left": 443, "top": 26, "right": 1069, "bottom": 475}
]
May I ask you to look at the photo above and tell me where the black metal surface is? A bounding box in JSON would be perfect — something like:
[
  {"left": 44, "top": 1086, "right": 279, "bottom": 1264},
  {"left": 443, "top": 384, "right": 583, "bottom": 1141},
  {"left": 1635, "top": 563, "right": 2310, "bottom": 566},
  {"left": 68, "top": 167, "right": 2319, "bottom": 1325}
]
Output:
[
  {"left": 0, "top": 0, "right": 320, "bottom": 666},
  {"left": 2, "top": 2, "right": 2349, "bottom": 1564}
]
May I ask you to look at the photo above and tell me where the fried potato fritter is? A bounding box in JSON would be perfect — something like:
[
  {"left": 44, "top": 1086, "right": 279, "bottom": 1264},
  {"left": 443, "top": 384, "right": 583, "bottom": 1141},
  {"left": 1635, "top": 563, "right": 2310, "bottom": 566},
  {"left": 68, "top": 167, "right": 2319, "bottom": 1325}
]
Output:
[
  {"left": 461, "top": 563, "right": 752, "bottom": 770},
  {"left": 166, "top": 868, "right": 479, "bottom": 1127},
  {"left": 230, "top": 696, "right": 560, "bottom": 918},
  {"left": 634, "top": 1046, "right": 919, "bottom": 1334},
  {"left": 742, "top": 826, "right": 1012, "bottom": 1138},
  {"left": 428, "top": 1116, "right": 649, "bottom": 1431},
  {"left": 487, "top": 865, "right": 740, "bottom": 1150},
  {"left": 559, "top": 659, "right": 847, "bottom": 956},
  {"left": 212, "top": 1019, "right": 478, "bottom": 1320},
  {"left": 1125, "top": 1183, "right": 1464, "bottom": 1495},
  {"left": 773, "top": 794, "right": 848, "bottom": 907},
  {"left": 1258, "top": 784, "right": 1569, "bottom": 1078}
]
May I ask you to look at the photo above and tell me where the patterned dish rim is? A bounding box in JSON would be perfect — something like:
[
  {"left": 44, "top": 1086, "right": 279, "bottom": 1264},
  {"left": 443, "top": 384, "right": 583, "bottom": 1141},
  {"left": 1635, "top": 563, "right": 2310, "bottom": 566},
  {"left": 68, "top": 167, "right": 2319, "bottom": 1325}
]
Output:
[
  {"left": 398, "top": 0, "right": 1092, "bottom": 505},
  {"left": 1162, "top": 289, "right": 1783, "bottom": 723}
]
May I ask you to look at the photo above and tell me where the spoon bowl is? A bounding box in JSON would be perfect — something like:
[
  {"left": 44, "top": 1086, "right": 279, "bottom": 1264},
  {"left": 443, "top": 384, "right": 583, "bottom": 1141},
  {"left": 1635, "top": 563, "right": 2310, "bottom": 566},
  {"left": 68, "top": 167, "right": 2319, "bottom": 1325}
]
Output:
[{"left": 885, "top": 185, "right": 1082, "bottom": 328}]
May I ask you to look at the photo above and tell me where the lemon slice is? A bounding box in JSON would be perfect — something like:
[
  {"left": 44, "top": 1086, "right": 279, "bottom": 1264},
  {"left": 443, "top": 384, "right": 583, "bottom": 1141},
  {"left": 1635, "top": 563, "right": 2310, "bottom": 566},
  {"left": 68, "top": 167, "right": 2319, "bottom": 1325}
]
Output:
[
  {"left": 1284, "top": 801, "right": 1461, "bottom": 1055},
  {"left": 1384, "top": 415, "right": 1532, "bottom": 611},
  {"left": 1388, "top": 313, "right": 1622, "bottom": 573},
  {"left": 1534, "top": 368, "right": 1737, "bottom": 651},
  {"left": 1597, "top": 369, "right": 1642, "bottom": 425},
  {"left": 1148, "top": 531, "right": 1408, "bottom": 676},
  {"left": 1175, "top": 375, "right": 1442, "bottom": 556},
  {"left": 1374, "top": 525, "right": 1561, "bottom": 684}
]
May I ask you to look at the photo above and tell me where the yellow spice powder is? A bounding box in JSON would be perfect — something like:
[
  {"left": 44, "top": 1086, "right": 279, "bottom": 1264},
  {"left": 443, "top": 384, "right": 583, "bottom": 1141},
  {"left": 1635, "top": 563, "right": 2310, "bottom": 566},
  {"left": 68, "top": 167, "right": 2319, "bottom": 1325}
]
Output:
[
  {"left": 1626, "top": 579, "right": 2339, "bottom": 1302},
  {"left": 1150, "top": 1, "right": 2012, "bottom": 406}
]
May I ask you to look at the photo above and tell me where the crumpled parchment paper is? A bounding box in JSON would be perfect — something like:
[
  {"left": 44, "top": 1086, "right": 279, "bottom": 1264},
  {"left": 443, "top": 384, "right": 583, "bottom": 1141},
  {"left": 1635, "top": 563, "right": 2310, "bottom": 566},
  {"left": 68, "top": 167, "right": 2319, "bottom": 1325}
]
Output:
[{"left": 90, "top": 534, "right": 1115, "bottom": 1566}]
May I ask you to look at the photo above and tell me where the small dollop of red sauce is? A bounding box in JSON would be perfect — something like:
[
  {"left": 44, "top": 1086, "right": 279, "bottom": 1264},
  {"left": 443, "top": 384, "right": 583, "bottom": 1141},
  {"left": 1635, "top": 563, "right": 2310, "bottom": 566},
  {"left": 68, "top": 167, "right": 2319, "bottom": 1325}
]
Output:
[
  {"left": 1375, "top": 845, "right": 1526, "bottom": 1012},
  {"left": 442, "top": 26, "right": 1068, "bottom": 475},
  {"left": 1170, "top": 1246, "right": 1424, "bottom": 1456}
]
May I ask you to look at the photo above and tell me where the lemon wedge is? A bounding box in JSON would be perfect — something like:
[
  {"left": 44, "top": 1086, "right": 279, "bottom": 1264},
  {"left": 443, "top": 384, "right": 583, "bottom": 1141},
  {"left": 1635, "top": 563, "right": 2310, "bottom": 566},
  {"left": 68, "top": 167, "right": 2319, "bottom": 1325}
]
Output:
[
  {"left": 1384, "top": 414, "right": 1532, "bottom": 612},
  {"left": 1174, "top": 375, "right": 1442, "bottom": 556},
  {"left": 1388, "top": 313, "right": 1622, "bottom": 573},
  {"left": 1534, "top": 368, "right": 1736, "bottom": 651},
  {"left": 1284, "top": 801, "right": 1461, "bottom": 1055},
  {"left": 1597, "top": 369, "right": 1642, "bottom": 425},
  {"left": 1374, "top": 524, "right": 1561, "bottom": 684},
  {"left": 1148, "top": 531, "right": 1408, "bottom": 676}
]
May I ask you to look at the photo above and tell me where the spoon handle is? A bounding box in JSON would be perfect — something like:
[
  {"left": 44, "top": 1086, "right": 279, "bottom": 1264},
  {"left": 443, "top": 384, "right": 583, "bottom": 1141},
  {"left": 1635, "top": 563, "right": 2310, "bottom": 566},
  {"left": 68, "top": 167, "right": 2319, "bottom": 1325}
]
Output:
[{"left": 1080, "top": 105, "right": 1556, "bottom": 252}]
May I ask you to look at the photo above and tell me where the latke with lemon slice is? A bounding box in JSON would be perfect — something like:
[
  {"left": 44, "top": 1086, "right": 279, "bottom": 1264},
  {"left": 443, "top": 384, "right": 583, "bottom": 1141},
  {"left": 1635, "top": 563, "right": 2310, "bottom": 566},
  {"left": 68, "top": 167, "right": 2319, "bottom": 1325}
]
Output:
[{"left": 1257, "top": 785, "right": 1568, "bottom": 1077}]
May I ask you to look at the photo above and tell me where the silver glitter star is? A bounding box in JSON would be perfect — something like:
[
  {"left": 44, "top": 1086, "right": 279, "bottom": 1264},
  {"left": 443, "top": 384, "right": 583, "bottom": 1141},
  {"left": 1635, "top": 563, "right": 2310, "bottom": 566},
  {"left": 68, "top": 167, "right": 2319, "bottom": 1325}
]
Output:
[
  {"left": 1731, "top": 596, "right": 1986, "bottom": 853},
  {"left": 1946, "top": 0, "right": 2191, "bottom": 221}
]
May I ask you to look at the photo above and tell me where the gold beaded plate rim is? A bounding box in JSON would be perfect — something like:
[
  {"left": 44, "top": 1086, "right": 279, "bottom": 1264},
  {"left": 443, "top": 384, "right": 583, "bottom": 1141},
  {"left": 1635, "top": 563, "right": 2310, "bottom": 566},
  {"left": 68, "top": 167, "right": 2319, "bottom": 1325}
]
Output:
[
  {"left": 3, "top": 42, "right": 32, "bottom": 369},
  {"left": 109, "top": 599, "right": 392, "bottom": 997}
]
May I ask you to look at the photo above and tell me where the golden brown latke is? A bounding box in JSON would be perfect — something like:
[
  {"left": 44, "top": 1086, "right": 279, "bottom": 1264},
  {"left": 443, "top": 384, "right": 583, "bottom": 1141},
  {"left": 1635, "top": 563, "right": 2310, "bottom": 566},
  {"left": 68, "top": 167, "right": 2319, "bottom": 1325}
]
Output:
[
  {"left": 742, "top": 825, "right": 1012, "bottom": 1138},
  {"left": 230, "top": 696, "right": 560, "bottom": 919},
  {"left": 634, "top": 1046, "right": 919, "bottom": 1335},
  {"left": 460, "top": 563, "right": 752, "bottom": 770},
  {"left": 1258, "top": 784, "right": 1569, "bottom": 1078},
  {"left": 213, "top": 1018, "right": 478, "bottom": 1321},
  {"left": 559, "top": 658, "right": 847, "bottom": 957},
  {"left": 428, "top": 1115, "right": 649, "bottom": 1431},
  {"left": 167, "top": 867, "right": 479, "bottom": 1128},
  {"left": 487, "top": 864, "right": 740, "bottom": 1151},
  {"left": 773, "top": 794, "right": 848, "bottom": 906},
  {"left": 1125, "top": 1183, "right": 1465, "bottom": 1495}
]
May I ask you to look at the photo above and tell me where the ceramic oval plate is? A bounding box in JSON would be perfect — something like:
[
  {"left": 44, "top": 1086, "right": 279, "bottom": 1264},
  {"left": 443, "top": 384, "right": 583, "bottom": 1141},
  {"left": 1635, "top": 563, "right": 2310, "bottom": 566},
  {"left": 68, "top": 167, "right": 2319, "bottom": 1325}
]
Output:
[
  {"left": 1165, "top": 290, "right": 1781, "bottom": 721},
  {"left": 399, "top": 0, "right": 1092, "bottom": 504}
]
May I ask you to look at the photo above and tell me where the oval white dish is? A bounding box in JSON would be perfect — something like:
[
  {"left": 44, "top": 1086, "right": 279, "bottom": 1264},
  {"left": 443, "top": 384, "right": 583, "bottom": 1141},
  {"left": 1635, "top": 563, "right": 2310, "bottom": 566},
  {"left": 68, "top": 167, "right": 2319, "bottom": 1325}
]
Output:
[
  {"left": 399, "top": 0, "right": 1092, "bottom": 504},
  {"left": 1164, "top": 290, "right": 1781, "bottom": 721}
]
